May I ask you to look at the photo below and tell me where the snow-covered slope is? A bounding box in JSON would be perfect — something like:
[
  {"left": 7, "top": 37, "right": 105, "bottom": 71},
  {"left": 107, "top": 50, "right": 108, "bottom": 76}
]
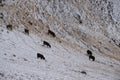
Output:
[
  {"left": 0, "top": 0, "right": 120, "bottom": 80},
  {"left": 0, "top": 26, "right": 120, "bottom": 80}
]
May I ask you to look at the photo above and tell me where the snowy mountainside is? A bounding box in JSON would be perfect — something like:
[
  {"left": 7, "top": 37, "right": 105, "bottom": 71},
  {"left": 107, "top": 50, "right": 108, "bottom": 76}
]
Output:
[
  {"left": 0, "top": 0, "right": 120, "bottom": 59},
  {"left": 0, "top": 0, "right": 120, "bottom": 80},
  {"left": 0, "top": 26, "right": 120, "bottom": 80}
]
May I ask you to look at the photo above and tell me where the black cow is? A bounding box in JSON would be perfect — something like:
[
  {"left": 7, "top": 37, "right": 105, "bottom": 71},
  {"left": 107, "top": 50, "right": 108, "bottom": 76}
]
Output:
[
  {"left": 43, "top": 41, "right": 51, "bottom": 48},
  {"left": 87, "top": 50, "right": 92, "bottom": 56},
  {"left": 24, "top": 29, "right": 29, "bottom": 35},
  {"left": 28, "top": 21, "right": 33, "bottom": 25},
  {"left": 89, "top": 55, "right": 95, "bottom": 61},
  {"left": 37, "top": 53, "right": 45, "bottom": 60},
  {"left": 48, "top": 30, "right": 56, "bottom": 37},
  {"left": 0, "top": 13, "right": 3, "bottom": 19},
  {"left": 81, "top": 71, "right": 87, "bottom": 75},
  {"left": 6, "top": 24, "right": 12, "bottom": 30}
]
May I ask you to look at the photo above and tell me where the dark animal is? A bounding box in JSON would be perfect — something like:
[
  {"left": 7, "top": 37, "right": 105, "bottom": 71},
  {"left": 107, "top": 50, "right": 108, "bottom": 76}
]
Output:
[
  {"left": 37, "top": 53, "right": 45, "bottom": 60},
  {"left": 6, "top": 24, "right": 12, "bottom": 30},
  {"left": 0, "top": 13, "right": 3, "bottom": 19},
  {"left": 48, "top": 30, "right": 56, "bottom": 37},
  {"left": 74, "top": 14, "right": 82, "bottom": 24},
  {"left": 89, "top": 55, "right": 95, "bottom": 61},
  {"left": 43, "top": 41, "right": 51, "bottom": 48},
  {"left": 81, "top": 71, "right": 87, "bottom": 75},
  {"left": 28, "top": 21, "right": 33, "bottom": 25},
  {"left": 0, "top": 0, "right": 2, "bottom": 4},
  {"left": 87, "top": 50, "right": 92, "bottom": 56},
  {"left": 24, "top": 29, "right": 29, "bottom": 35}
]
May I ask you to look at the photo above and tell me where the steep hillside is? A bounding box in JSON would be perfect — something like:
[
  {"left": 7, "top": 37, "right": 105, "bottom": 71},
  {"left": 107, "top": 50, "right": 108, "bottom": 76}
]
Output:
[
  {"left": 0, "top": 0, "right": 120, "bottom": 80},
  {"left": 0, "top": 25, "right": 120, "bottom": 80}
]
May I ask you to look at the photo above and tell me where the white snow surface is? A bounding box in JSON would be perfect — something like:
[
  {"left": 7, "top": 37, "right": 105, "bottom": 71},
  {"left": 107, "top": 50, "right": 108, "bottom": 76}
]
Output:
[
  {"left": 0, "top": 26, "right": 120, "bottom": 80},
  {"left": 0, "top": 0, "right": 120, "bottom": 79}
]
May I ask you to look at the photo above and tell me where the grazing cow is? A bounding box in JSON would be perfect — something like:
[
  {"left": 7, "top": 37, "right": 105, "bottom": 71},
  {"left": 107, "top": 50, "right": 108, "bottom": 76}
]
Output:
[
  {"left": 24, "top": 29, "right": 29, "bottom": 35},
  {"left": 0, "top": 13, "right": 3, "bottom": 19},
  {"left": 43, "top": 41, "right": 51, "bottom": 48},
  {"left": 87, "top": 50, "right": 92, "bottom": 56},
  {"left": 28, "top": 21, "right": 33, "bottom": 25},
  {"left": 37, "top": 53, "right": 45, "bottom": 60},
  {"left": 89, "top": 55, "right": 95, "bottom": 61},
  {"left": 48, "top": 30, "right": 56, "bottom": 37},
  {"left": 81, "top": 71, "right": 87, "bottom": 75},
  {"left": 6, "top": 24, "right": 12, "bottom": 30}
]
